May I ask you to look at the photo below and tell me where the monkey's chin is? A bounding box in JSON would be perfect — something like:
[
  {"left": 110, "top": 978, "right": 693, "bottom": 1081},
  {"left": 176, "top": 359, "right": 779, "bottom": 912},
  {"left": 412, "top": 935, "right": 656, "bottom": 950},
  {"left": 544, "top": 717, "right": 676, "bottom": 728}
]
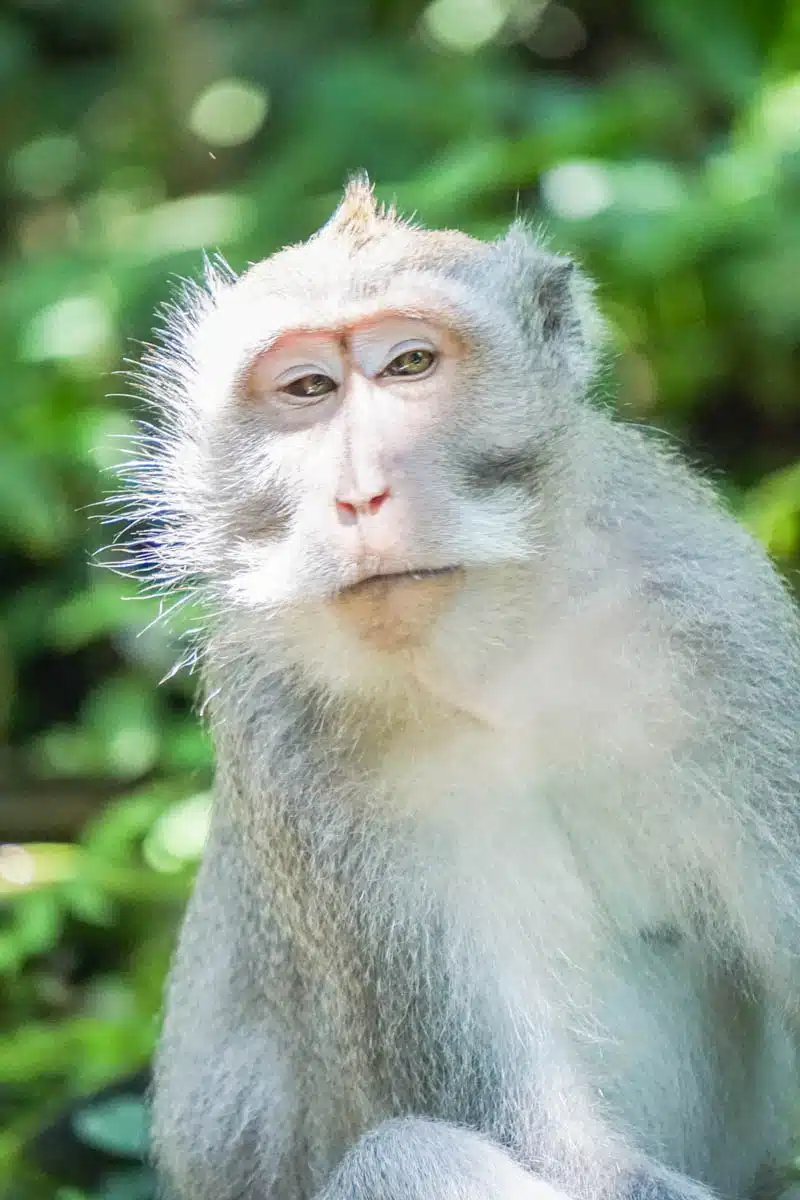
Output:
[{"left": 330, "top": 568, "right": 463, "bottom": 652}]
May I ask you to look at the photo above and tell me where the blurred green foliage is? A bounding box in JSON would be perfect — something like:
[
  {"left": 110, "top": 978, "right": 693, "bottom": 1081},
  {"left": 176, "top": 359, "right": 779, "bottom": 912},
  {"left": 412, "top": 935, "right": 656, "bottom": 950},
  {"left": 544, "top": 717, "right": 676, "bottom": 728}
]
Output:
[{"left": 0, "top": 0, "right": 798, "bottom": 1195}]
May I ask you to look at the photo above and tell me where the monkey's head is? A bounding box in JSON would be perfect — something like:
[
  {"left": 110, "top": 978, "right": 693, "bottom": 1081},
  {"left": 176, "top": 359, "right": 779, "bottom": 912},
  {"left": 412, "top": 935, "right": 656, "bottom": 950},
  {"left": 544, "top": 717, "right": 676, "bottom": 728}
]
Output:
[{"left": 122, "top": 177, "right": 605, "bottom": 698}]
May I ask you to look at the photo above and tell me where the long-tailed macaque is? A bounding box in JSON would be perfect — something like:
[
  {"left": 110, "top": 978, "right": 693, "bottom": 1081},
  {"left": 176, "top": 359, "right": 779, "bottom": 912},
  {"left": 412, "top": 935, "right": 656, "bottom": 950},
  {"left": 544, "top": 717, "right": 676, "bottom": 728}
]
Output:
[{"left": 115, "top": 176, "right": 800, "bottom": 1200}]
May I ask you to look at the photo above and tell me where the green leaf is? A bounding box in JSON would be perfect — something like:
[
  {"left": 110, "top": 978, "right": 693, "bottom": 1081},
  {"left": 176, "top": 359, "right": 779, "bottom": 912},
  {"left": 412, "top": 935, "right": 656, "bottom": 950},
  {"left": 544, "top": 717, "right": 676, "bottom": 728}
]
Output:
[{"left": 73, "top": 1097, "right": 150, "bottom": 1158}]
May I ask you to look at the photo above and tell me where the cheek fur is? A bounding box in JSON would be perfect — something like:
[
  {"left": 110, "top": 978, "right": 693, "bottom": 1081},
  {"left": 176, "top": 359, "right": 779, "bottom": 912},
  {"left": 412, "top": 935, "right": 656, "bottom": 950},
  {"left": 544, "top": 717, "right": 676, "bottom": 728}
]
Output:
[
  {"left": 224, "top": 483, "right": 295, "bottom": 547},
  {"left": 209, "top": 434, "right": 297, "bottom": 553},
  {"left": 453, "top": 444, "right": 552, "bottom": 498}
]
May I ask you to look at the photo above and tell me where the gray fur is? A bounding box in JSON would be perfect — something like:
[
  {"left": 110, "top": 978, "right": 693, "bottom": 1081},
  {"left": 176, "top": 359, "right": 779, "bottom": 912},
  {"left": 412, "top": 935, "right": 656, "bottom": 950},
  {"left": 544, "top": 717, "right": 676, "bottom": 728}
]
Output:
[
  {"left": 114, "top": 179, "right": 800, "bottom": 1200},
  {"left": 454, "top": 445, "right": 552, "bottom": 496}
]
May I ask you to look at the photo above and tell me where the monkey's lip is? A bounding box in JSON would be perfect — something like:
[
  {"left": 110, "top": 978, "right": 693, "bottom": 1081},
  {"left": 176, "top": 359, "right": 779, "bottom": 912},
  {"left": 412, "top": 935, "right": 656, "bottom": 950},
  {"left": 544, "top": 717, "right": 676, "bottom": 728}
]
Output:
[{"left": 339, "top": 565, "right": 462, "bottom": 595}]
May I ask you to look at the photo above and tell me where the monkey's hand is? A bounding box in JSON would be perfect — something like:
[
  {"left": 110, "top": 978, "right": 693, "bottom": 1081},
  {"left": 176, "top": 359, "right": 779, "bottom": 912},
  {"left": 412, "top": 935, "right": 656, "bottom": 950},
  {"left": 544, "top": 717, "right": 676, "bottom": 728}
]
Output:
[{"left": 315, "top": 1117, "right": 575, "bottom": 1200}]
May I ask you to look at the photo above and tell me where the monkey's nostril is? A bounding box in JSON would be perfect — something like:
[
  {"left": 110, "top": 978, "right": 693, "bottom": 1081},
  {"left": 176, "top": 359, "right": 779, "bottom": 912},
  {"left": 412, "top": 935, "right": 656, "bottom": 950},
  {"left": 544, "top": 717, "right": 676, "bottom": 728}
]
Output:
[
  {"left": 367, "top": 488, "right": 390, "bottom": 515},
  {"left": 336, "top": 489, "right": 390, "bottom": 519}
]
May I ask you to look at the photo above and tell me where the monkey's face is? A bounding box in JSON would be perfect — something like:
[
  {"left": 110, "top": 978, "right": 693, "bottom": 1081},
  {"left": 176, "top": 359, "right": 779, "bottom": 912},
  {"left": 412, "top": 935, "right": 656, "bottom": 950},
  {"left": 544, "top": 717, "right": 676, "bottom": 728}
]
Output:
[
  {"left": 135, "top": 184, "right": 601, "bottom": 695},
  {"left": 241, "top": 313, "right": 471, "bottom": 654},
  {"left": 203, "top": 296, "right": 544, "bottom": 674}
]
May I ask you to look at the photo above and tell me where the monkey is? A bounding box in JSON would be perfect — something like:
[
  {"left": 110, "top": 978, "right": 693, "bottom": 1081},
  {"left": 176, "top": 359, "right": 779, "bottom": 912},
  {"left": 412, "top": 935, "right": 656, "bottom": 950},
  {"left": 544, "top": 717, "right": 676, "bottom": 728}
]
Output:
[{"left": 113, "top": 175, "right": 800, "bottom": 1200}]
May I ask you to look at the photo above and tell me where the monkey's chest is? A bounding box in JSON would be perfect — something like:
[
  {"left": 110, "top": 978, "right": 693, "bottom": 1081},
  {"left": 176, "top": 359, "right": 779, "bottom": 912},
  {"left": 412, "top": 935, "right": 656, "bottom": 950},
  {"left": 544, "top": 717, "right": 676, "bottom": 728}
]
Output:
[
  {"left": 313, "top": 730, "right": 753, "bottom": 1150},
  {"left": 380, "top": 721, "right": 681, "bottom": 953},
  {"left": 305, "top": 806, "right": 666, "bottom": 1110}
]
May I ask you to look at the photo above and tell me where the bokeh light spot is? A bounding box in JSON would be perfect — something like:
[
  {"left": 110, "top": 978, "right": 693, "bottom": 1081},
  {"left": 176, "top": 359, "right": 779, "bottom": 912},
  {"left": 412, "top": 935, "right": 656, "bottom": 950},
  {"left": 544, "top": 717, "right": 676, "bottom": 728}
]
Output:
[
  {"left": 189, "top": 79, "right": 269, "bottom": 148},
  {"left": 754, "top": 75, "right": 800, "bottom": 152},
  {"left": 9, "top": 134, "right": 81, "bottom": 198},
  {"left": 541, "top": 161, "right": 613, "bottom": 219},
  {"left": 21, "top": 295, "right": 114, "bottom": 362},
  {"left": 143, "top": 792, "right": 212, "bottom": 873},
  {"left": 423, "top": 0, "right": 512, "bottom": 53},
  {"left": 0, "top": 845, "right": 35, "bottom": 887}
]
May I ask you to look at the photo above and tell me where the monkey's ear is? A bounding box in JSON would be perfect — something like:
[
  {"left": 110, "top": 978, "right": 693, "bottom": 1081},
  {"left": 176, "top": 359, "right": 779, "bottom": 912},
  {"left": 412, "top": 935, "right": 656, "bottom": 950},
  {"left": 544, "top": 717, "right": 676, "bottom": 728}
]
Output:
[
  {"left": 495, "top": 223, "right": 605, "bottom": 390},
  {"left": 533, "top": 253, "right": 605, "bottom": 391},
  {"left": 535, "top": 260, "right": 578, "bottom": 342}
]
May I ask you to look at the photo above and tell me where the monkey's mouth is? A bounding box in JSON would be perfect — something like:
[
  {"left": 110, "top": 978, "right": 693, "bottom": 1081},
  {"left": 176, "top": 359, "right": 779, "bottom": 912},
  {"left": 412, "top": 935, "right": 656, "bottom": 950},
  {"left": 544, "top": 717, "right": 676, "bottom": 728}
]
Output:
[
  {"left": 331, "top": 565, "right": 463, "bottom": 651},
  {"left": 340, "top": 565, "right": 461, "bottom": 596}
]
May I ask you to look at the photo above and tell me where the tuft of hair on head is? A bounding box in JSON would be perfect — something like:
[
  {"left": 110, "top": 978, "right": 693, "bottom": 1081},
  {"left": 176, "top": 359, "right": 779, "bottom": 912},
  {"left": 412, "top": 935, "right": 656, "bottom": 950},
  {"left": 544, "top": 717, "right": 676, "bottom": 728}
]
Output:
[{"left": 319, "top": 171, "right": 405, "bottom": 247}]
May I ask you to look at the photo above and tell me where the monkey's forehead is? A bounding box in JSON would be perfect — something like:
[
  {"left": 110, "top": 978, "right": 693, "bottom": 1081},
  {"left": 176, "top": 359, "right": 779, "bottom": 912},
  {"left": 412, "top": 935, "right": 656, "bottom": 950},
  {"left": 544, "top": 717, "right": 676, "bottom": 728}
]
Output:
[
  {"left": 239, "top": 225, "right": 490, "bottom": 300},
  {"left": 210, "top": 227, "right": 504, "bottom": 353}
]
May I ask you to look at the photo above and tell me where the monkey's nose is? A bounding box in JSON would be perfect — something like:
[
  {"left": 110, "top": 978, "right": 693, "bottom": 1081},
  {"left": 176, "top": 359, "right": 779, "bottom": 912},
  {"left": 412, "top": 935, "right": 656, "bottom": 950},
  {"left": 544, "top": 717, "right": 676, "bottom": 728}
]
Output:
[{"left": 335, "top": 488, "right": 390, "bottom": 520}]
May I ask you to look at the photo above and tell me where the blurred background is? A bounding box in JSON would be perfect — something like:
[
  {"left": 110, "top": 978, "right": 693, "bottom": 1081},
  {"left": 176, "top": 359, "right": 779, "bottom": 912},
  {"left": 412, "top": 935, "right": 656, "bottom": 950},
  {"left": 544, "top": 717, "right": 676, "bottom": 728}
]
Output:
[{"left": 0, "top": 0, "right": 798, "bottom": 1195}]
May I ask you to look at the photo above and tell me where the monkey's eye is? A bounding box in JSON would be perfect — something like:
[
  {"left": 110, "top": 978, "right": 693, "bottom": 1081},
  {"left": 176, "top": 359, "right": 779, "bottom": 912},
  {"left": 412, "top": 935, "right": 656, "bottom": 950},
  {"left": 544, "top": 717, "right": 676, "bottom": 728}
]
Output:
[
  {"left": 282, "top": 373, "right": 337, "bottom": 399},
  {"left": 381, "top": 348, "right": 436, "bottom": 378}
]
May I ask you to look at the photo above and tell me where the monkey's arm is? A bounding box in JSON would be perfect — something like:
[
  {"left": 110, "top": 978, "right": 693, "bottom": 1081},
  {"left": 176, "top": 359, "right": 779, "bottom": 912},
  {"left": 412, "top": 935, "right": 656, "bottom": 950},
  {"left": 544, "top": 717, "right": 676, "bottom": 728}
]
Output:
[
  {"left": 151, "top": 813, "right": 301, "bottom": 1199},
  {"left": 315, "top": 1117, "right": 720, "bottom": 1200}
]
